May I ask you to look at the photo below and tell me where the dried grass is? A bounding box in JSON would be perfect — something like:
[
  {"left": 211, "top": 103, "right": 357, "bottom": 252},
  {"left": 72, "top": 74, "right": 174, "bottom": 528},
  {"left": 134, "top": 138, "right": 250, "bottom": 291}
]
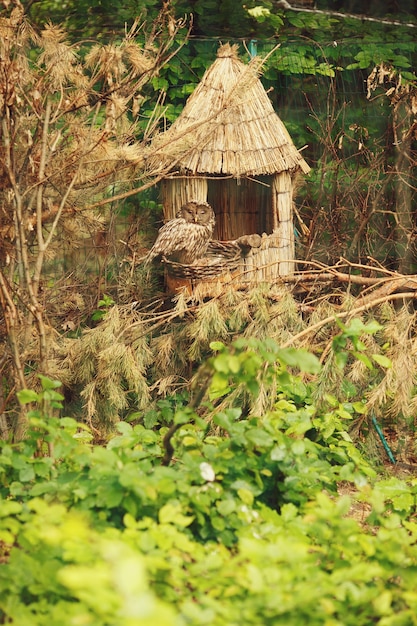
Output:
[
  {"left": 60, "top": 306, "right": 153, "bottom": 430},
  {"left": 54, "top": 280, "right": 417, "bottom": 461},
  {"left": 187, "top": 300, "right": 229, "bottom": 361},
  {"left": 367, "top": 308, "right": 417, "bottom": 421}
]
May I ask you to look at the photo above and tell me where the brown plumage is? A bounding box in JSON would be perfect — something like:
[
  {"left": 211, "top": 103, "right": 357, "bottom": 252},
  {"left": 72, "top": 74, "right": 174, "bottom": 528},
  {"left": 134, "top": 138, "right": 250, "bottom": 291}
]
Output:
[{"left": 144, "top": 200, "right": 215, "bottom": 265}]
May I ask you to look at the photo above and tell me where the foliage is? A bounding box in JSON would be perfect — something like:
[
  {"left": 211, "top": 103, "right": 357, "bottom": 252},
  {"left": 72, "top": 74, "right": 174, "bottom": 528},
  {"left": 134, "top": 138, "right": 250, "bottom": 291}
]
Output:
[
  {"left": 52, "top": 285, "right": 417, "bottom": 466},
  {"left": 244, "top": 3, "right": 417, "bottom": 270},
  {"left": 26, "top": 0, "right": 166, "bottom": 39},
  {"left": 1, "top": 342, "right": 417, "bottom": 624},
  {"left": 0, "top": 499, "right": 177, "bottom": 626}
]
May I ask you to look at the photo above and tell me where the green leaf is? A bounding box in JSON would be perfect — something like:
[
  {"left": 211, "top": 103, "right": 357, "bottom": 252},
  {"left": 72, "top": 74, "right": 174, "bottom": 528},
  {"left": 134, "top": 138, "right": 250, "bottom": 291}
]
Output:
[
  {"left": 38, "top": 374, "right": 62, "bottom": 390},
  {"left": 334, "top": 351, "right": 348, "bottom": 370},
  {"left": 210, "top": 341, "right": 225, "bottom": 352},
  {"left": 213, "top": 353, "right": 240, "bottom": 374},
  {"left": 245, "top": 428, "right": 272, "bottom": 448},
  {"left": 209, "top": 372, "right": 231, "bottom": 399},
  {"left": 116, "top": 422, "right": 133, "bottom": 435},
  {"left": 372, "top": 590, "right": 392, "bottom": 616},
  {"left": 174, "top": 408, "right": 195, "bottom": 425},
  {"left": 0, "top": 500, "right": 22, "bottom": 517},
  {"left": 19, "top": 466, "right": 35, "bottom": 482},
  {"left": 363, "top": 320, "right": 383, "bottom": 334},
  {"left": 143, "top": 409, "right": 159, "bottom": 429},
  {"left": 97, "top": 294, "right": 115, "bottom": 308},
  {"left": 213, "top": 411, "right": 233, "bottom": 431},
  {"left": 43, "top": 389, "right": 64, "bottom": 403},
  {"left": 278, "top": 348, "right": 321, "bottom": 374},
  {"left": 371, "top": 354, "right": 392, "bottom": 368},
  {"left": 231, "top": 479, "right": 261, "bottom": 497},
  {"left": 352, "top": 401, "right": 367, "bottom": 414},
  {"left": 158, "top": 503, "right": 194, "bottom": 527},
  {"left": 16, "top": 389, "right": 39, "bottom": 404},
  {"left": 392, "top": 492, "right": 414, "bottom": 511},
  {"left": 237, "top": 488, "right": 254, "bottom": 506},
  {"left": 151, "top": 75, "right": 169, "bottom": 91},
  {"left": 270, "top": 445, "right": 286, "bottom": 461},
  {"left": 216, "top": 499, "right": 236, "bottom": 516},
  {"left": 352, "top": 351, "right": 374, "bottom": 370},
  {"left": 291, "top": 440, "right": 305, "bottom": 455}
]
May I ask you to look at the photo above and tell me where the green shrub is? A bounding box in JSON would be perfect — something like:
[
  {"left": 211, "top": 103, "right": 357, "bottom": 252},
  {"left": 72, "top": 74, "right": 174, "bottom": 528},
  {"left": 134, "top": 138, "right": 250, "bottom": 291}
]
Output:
[{"left": 1, "top": 339, "right": 417, "bottom": 625}]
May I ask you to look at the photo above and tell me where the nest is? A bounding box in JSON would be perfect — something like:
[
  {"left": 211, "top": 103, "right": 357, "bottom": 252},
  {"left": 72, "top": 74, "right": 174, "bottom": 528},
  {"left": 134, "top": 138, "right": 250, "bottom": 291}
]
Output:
[{"left": 163, "top": 241, "right": 241, "bottom": 281}]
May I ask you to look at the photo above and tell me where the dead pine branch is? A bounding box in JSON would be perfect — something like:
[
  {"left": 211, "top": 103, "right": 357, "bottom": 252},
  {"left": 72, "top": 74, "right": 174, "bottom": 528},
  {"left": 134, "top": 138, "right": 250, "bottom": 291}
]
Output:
[
  {"left": 0, "top": 7, "right": 192, "bottom": 435},
  {"left": 286, "top": 259, "right": 417, "bottom": 301},
  {"left": 281, "top": 291, "right": 417, "bottom": 349}
]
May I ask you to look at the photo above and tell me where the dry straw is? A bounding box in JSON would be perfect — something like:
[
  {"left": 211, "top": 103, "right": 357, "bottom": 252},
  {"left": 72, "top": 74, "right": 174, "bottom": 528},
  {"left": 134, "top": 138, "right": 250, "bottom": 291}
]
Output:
[{"left": 151, "top": 43, "right": 310, "bottom": 178}]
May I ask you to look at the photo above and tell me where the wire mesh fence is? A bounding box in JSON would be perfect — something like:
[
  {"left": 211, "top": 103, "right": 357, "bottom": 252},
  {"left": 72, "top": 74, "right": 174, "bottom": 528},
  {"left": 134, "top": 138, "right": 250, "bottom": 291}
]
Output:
[{"left": 52, "top": 35, "right": 417, "bottom": 297}]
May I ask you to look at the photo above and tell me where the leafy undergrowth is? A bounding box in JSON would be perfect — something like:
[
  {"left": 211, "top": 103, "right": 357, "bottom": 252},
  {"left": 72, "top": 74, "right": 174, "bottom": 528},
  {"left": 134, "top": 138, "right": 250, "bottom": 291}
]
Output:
[{"left": 1, "top": 338, "right": 417, "bottom": 625}]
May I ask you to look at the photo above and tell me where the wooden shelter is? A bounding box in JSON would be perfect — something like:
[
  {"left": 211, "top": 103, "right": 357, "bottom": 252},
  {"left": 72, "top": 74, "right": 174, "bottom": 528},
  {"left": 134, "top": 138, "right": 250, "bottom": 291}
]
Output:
[{"left": 154, "top": 43, "right": 310, "bottom": 292}]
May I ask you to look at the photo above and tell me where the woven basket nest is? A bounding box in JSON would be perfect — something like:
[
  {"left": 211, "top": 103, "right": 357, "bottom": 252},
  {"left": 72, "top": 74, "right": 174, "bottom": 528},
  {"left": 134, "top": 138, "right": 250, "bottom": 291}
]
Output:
[{"left": 163, "top": 240, "right": 241, "bottom": 280}]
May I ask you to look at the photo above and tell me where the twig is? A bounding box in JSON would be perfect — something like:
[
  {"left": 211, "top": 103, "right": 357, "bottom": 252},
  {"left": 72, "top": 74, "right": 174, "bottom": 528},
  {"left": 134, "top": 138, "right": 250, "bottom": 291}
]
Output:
[
  {"left": 281, "top": 292, "right": 417, "bottom": 349},
  {"left": 161, "top": 367, "right": 212, "bottom": 466},
  {"left": 291, "top": 5, "right": 417, "bottom": 30}
]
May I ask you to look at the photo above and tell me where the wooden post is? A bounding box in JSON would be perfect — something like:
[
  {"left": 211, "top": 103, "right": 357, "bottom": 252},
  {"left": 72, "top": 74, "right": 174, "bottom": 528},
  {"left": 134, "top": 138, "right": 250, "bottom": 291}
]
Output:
[
  {"left": 162, "top": 177, "right": 208, "bottom": 219},
  {"left": 273, "top": 172, "right": 294, "bottom": 277}
]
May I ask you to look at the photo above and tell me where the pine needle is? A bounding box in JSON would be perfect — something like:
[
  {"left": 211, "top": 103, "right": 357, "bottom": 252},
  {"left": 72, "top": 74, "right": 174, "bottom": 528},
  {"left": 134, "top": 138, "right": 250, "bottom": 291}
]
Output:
[{"left": 187, "top": 300, "right": 229, "bottom": 361}]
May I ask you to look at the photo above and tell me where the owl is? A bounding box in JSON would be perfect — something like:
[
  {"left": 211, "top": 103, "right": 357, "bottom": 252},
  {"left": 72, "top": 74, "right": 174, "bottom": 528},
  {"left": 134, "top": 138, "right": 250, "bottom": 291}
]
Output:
[{"left": 144, "top": 200, "right": 215, "bottom": 265}]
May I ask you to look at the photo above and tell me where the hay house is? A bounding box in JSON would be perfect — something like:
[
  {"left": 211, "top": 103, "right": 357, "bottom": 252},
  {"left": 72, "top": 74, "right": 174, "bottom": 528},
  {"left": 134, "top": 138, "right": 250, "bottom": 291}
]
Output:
[{"left": 154, "top": 43, "right": 310, "bottom": 293}]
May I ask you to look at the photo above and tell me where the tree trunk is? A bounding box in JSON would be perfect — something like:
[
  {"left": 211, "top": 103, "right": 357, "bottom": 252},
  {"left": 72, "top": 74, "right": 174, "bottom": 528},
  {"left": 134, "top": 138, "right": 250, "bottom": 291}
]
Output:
[{"left": 394, "top": 101, "right": 414, "bottom": 275}]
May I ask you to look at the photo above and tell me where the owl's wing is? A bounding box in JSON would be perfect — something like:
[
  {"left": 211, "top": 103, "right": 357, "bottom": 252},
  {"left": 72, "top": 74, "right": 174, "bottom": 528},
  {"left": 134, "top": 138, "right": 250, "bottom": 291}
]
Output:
[{"left": 144, "top": 218, "right": 190, "bottom": 263}]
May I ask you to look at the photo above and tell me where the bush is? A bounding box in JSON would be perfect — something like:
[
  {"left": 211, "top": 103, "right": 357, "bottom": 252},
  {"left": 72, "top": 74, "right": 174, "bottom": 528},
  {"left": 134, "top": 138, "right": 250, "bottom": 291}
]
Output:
[{"left": 1, "top": 339, "right": 417, "bottom": 625}]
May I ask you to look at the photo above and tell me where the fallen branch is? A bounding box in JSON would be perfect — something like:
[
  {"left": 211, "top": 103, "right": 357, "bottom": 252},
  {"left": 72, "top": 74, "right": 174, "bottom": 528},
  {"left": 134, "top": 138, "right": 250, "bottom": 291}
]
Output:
[
  {"left": 281, "top": 291, "right": 417, "bottom": 349},
  {"left": 283, "top": 262, "right": 417, "bottom": 299}
]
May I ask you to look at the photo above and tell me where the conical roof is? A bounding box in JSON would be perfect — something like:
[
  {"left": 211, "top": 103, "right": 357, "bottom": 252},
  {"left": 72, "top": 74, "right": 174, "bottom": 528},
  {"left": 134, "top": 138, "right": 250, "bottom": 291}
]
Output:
[{"left": 157, "top": 43, "right": 310, "bottom": 177}]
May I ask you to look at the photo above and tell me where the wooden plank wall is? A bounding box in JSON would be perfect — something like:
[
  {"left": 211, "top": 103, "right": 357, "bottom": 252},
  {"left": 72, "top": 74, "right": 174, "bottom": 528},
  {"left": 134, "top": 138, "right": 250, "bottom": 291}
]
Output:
[
  {"left": 161, "top": 178, "right": 208, "bottom": 220},
  {"left": 161, "top": 172, "right": 295, "bottom": 295},
  {"left": 207, "top": 176, "right": 271, "bottom": 240}
]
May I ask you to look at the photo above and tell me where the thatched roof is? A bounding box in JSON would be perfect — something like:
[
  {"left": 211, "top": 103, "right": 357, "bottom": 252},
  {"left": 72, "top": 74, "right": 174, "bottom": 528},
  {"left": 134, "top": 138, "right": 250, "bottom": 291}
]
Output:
[{"left": 154, "top": 43, "right": 310, "bottom": 177}]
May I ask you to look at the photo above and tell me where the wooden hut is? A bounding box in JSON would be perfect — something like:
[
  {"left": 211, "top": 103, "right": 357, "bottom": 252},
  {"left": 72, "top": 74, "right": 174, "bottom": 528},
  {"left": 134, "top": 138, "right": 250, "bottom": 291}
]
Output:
[{"left": 153, "top": 43, "right": 310, "bottom": 293}]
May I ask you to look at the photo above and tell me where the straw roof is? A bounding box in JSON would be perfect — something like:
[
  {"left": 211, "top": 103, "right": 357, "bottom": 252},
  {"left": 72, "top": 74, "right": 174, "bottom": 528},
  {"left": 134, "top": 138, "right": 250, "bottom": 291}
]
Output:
[{"left": 155, "top": 43, "right": 310, "bottom": 177}]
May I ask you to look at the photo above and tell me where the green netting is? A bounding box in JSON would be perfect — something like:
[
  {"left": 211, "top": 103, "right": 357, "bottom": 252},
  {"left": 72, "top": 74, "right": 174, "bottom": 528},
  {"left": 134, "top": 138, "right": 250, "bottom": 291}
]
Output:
[{"left": 52, "top": 36, "right": 417, "bottom": 289}]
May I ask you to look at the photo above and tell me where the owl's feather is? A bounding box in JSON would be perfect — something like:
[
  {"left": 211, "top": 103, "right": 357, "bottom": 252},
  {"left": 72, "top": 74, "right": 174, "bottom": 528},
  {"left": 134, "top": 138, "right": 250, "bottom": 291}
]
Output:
[{"left": 144, "top": 200, "right": 215, "bottom": 265}]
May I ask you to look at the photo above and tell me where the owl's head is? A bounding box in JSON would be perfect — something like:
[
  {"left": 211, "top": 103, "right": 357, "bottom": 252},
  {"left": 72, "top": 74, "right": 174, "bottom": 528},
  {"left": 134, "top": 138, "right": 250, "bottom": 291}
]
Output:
[{"left": 177, "top": 200, "right": 215, "bottom": 226}]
